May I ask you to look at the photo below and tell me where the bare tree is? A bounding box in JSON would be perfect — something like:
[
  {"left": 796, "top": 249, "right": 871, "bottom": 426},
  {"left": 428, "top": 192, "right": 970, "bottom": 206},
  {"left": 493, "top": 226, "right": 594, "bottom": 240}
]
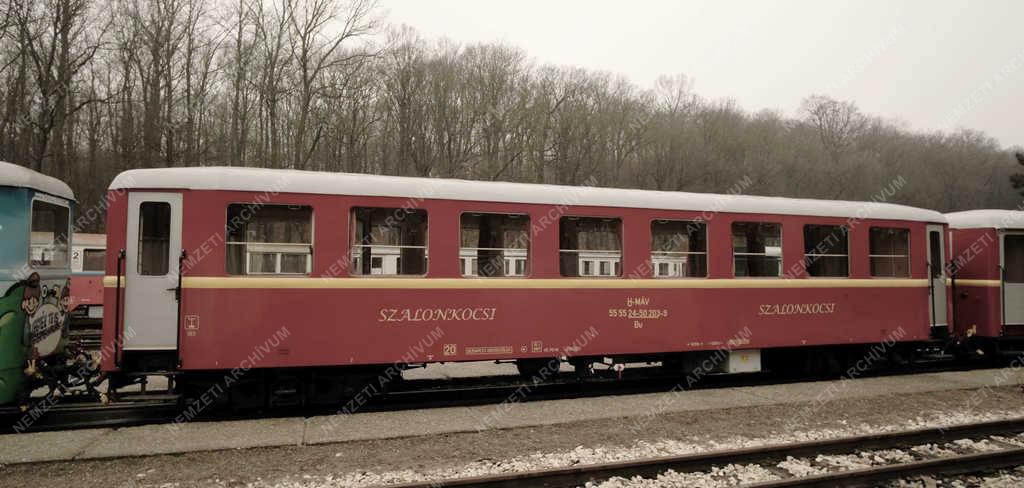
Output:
[
  {"left": 0, "top": 11, "right": 1019, "bottom": 227},
  {"left": 381, "top": 25, "right": 428, "bottom": 175},
  {"left": 225, "top": 0, "right": 256, "bottom": 165},
  {"left": 1008, "top": 151, "right": 1024, "bottom": 195},
  {"left": 801, "top": 94, "right": 867, "bottom": 164},
  {"left": 10, "top": 0, "right": 104, "bottom": 178},
  {"left": 800, "top": 94, "right": 869, "bottom": 197},
  {"left": 251, "top": 0, "right": 291, "bottom": 166},
  {"left": 179, "top": 0, "right": 220, "bottom": 163},
  {"left": 287, "top": 0, "right": 377, "bottom": 169}
]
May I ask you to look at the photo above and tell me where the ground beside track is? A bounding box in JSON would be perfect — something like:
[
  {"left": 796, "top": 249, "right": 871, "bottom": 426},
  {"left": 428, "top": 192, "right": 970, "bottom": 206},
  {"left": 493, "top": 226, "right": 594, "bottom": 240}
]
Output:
[{"left": 1, "top": 368, "right": 1024, "bottom": 487}]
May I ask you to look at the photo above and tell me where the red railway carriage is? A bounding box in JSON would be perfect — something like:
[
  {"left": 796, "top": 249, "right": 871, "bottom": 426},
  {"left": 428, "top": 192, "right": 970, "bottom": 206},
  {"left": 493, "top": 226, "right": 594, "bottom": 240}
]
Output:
[
  {"left": 100, "top": 167, "right": 951, "bottom": 406},
  {"left": 947, "top": 210, "right": 1024, "bottom": 355},
  {"left": 69, "top": 232, "right": 106, "bottom": 323}
]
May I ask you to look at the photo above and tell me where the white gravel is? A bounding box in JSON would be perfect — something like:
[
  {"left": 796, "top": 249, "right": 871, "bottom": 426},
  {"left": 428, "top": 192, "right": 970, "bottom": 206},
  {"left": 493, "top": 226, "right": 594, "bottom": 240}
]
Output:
[
  {"left": 892, "top": 467, "right": 1024, "bottom": 487},
  {"left": 593, "top": 464, "right": 780, "bottom": 488},
  {"left": 776, "top": 456, "right": 824, "bottom": 477},
  {"left": 950, "top": 438, "right": 1004, "bottom": 452},
  {"left": 215, "top": 408, "right": 1024, "bottom": 488}
]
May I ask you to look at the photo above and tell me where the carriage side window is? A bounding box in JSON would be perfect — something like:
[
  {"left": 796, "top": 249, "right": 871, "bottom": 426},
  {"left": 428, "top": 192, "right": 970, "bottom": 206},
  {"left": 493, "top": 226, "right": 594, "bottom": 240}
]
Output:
[
  {"left": 869, "top": 227, "right": 910, "bottom": 277},
  {"left": 351, "top": 207, "right": 428, "bottom": 276},
  {"left": 82, "top": 249, "right": 106, "bottom": 272},
  {"left": 138, "top": 202, "right": 171, "bottom": 275},
  {"left": 30, "top": 200, "right": 70, "bottom": 268},
  {"left": 651, "top": 220, "right": 707, "bottom": 277},
  {"left": 804, "top": 225, "right": 849, "bottom": 277},
  {"left": 732, "top": 222, "right": 782, "bottom": 277},
  {"left": 1004, "top": 235, "right": 1024, "bottom": 283},
  {"left": 560, "top": 217, "right": 622, "bottom": 277},
  {"left": 226, "top": 204, "right": 313, "bottom": 275},
  {"left": 460, "top": 213, "right": 529, "bottom": 277}
]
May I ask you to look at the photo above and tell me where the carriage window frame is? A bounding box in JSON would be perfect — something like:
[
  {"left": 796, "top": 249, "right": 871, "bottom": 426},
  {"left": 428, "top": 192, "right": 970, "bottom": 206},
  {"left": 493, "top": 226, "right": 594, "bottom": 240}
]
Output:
[
  {"left": 349, "top": 207, "right": 429, "bottom": 277},
  {"left": 225, "top": 203, "right": 315, "bottom": 276},
  {"left": 559, "top": 216, "right": 623, "bottom": 278},
  {"left": 82, "top": 248, "right": 106, "bottom": 272},
  {"left": 803, "top": 224, "right": 850, "bottom": 278},
  {"left": 29, "top": 195, "right": 71, "bottom": 269},
  {"left": 732, "top": 221, "right": 783, "bottom": 278},
  {"left": 458, "top": 212, "right": 531, "bottom": 278},
  {"left": 650, "top": 219, "right": 709, "bottom": 278},
  {"left": 869, "top": 226, "right": 911, "bottom": 278}
]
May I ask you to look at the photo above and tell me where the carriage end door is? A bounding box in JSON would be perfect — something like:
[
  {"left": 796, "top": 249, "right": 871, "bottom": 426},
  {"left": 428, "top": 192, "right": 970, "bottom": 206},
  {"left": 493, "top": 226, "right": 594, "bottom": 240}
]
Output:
[
  {"left": 926, "top": 225, "right": 948, "bottom": 329},
  {"left": 1002, "top": 233, "right": 1024, "bottom": 326},
  {"left": 124, "top": 192, "right": 183, "bottom": 351}
]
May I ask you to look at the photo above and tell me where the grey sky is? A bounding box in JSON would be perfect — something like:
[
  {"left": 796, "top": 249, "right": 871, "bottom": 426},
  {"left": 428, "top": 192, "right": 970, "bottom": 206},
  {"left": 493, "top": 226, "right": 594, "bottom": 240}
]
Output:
[{"left": 383, "top": 0, "right": 1023, "bottom": 148}]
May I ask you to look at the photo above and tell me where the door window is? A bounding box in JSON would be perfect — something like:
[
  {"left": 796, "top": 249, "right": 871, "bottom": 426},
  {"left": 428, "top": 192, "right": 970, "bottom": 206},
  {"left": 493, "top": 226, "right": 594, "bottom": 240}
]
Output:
[
  {"left": 929, "top": 231, "right": 944, "bottom": 279},
  {"left": 138, "top": 202, "right": 171, "bottom": 275}
]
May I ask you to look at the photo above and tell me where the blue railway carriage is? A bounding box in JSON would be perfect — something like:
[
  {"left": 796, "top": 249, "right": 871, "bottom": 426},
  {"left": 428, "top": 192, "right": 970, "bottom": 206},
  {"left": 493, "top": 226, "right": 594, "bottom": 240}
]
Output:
[{"left": 0, "top": 161, "right": 75, "bottom": 405}]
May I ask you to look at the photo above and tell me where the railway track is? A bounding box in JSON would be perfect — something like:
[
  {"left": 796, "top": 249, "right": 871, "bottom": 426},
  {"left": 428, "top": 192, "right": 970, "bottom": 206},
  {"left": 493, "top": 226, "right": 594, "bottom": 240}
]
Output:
[
  {"left": 0, "top": 400, "right": 181, "bottom": 433},
  {"left": 0, "top": 368, "right": 693, "bottom": 433},
  {"left": 379, "top": 417, "right": 1024, "bottom": 488}
]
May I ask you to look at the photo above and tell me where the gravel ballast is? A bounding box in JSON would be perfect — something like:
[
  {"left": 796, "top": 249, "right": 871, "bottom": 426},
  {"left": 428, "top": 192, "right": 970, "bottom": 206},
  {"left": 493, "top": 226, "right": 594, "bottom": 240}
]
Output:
[{"left": 3, "top": 383, "right": 1024, "bottom": 488}]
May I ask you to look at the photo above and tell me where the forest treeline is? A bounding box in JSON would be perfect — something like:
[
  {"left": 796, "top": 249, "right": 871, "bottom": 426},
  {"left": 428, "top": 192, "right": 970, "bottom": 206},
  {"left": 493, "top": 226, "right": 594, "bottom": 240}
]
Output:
[{"left": 1, "top": 0, "right": 1020, "bottom": 232}]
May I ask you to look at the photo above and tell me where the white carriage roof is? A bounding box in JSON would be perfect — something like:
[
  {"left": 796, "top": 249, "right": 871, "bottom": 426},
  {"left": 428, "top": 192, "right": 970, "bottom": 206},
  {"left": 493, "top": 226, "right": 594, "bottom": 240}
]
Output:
[
  {"left": 0, "top": 161, "right": 74, "bottom": 200},
  {"left": 110, "top": 166, "right": 946, "bottom": 223},
  {"left": 945, "top": 210, "right": 1024, "bottom": 230}
]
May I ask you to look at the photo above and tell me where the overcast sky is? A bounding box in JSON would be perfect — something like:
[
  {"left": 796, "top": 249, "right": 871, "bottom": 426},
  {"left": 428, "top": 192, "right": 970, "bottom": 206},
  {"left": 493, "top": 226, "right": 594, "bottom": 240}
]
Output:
[{"left": 382, "top": 0, "right": 1023, "bottom": 148}]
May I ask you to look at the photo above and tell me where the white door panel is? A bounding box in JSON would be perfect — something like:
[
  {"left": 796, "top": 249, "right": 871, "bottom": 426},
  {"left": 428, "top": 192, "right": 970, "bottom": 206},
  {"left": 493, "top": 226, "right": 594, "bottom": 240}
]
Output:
[
  {"left": 927, "top": 225, "right": 948, "bottom": 327},
  {"left": 124, "top": 192, "right": 182, "bottom": 350},
  {"left": 1002, "top": 233, "right": 1024, "bottom": 326}
]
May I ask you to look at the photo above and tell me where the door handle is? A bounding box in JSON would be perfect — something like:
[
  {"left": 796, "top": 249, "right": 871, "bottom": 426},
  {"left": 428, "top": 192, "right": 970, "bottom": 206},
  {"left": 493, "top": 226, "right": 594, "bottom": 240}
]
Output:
[{"left": 167, "top": 286, "right": 182, "bottom": 301}]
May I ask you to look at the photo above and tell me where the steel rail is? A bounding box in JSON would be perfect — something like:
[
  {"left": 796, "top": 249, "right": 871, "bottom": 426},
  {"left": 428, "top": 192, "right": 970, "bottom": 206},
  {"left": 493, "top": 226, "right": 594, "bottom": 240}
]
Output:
[
  {"left": 1, "top": 401, "right": 181, "bottom": 433},
  {"left": 744, "top": 447, "right": 1024, "bottom": 487},
  {"left": 378, "top": 417, "right": 1024, "bottom": 488}
]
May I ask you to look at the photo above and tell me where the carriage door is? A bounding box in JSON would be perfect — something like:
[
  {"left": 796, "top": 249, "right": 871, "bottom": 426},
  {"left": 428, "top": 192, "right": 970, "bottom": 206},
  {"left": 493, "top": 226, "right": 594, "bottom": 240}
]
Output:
[
  {"left": 926, "top": 225, "right": 948, "bottom": 330},
  {"left": 124, "top": 192, "right": 183, "bottom": 351},
  {"left": 1001, "top": 233, "right": 1024, "bottom": 327}
]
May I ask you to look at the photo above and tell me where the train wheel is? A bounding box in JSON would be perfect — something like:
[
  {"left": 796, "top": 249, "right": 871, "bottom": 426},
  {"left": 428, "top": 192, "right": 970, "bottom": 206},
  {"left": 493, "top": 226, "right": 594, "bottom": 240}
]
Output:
[
  {"left": 570, "top": 358, "right": 595, "bottom": 379},
  {"left": 516, "top": 358, "right": 560, "bottom": 381},
  {"left": 660, "top": 357, "right": 684, "bottom": 376},
  {"left": 338, "top": 367, "right": 400, "bottom": 406}
]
